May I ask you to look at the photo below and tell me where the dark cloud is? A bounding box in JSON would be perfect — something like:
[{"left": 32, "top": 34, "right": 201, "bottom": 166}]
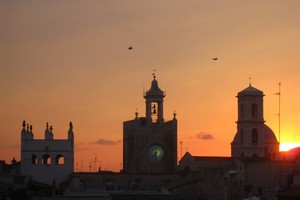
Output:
[
  {"left": 95, "top": 139, "right": 121, "bottom": 145},
  {"left": 196, "top": 132, "right": 214, "bottom": 140}
]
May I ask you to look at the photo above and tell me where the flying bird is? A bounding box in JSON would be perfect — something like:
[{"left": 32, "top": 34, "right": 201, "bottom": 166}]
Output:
[
  {"left": 128, "top": 46, "right": 133, "bottom": 50},
  {"left": 212, "top": 57, "right": 218, "bottom": 60}
]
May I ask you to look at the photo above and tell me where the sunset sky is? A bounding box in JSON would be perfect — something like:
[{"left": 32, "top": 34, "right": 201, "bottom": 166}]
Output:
[{"left": 1, "top": 1, "right": 300, "bottom": 172}]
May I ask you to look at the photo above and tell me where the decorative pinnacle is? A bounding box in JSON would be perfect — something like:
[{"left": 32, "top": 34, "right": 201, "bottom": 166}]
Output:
[
  {"left": 49, "top": 125, "right": 53, "bottom": 132},
  {"left": 45, "top": 122, "right": 49, "bottom": 132},
  {"left": 22, "top": 120, "right": 26, "bottom": 129},
  {"left": 69, "top": 122, "right": 73, "bottom": 129},
  {"left": 173, "top": 110, "right": 177, "bottom": 118}
]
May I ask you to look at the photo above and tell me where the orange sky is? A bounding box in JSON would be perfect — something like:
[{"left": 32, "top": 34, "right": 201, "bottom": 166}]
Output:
[{"left": 1, "top": 1, "right": 300, "bottom": 172}]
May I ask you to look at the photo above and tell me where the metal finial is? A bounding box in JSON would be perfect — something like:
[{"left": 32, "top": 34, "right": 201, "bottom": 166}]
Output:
[
  {"left": 69, "top": 122, "right": 73, "bottom": 129},
  {"left": 135, "top": 108, "right": 139, "bottom": 119},
  {"left": 173, "top": 110, "right": 177, "bottom": 118},
  {"left": 30, "top": 125, "right": 33, "bottom": 131},
  {"left": 152, "top": 69, "right": 156, "bottom": 79},
  {"left": 49, "top": 125, "right": 53, "bottom": 132},
  {"left": 22, "top": 120, "right": 26, "bottom": 129},
  {"left": 249, "top": 76, "right": 252, "bottom": 86}
]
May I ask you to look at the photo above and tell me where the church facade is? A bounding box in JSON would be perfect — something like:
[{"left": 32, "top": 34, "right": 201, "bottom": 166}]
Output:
[
  {"left": 21, "top": 121, "right": 74, "bottom": 186},
  {"left": 123, "top": 74, "right": 177, "bottom": 174}
]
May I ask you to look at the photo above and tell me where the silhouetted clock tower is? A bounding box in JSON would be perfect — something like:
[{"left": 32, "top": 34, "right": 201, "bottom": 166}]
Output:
[{"left": 123, "top": 73, "right": 177, "bottom": 174}]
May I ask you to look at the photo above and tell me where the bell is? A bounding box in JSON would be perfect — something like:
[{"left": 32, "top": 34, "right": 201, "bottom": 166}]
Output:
[{"left": 152, "top": 108, "right": 156, "bottom": 114}]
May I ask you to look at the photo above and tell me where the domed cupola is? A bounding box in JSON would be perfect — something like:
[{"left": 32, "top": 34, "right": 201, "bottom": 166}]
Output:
[
  {"left": 144, "top": 78, "right": 165, "bottom": 98},
  {"left": 144, "top": 72, "right": 166, "bottom": 124}
]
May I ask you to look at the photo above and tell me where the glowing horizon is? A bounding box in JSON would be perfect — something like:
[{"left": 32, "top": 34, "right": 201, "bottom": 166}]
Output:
[{"left": 279, "top": 142, "right": 300, "bottom": 152}]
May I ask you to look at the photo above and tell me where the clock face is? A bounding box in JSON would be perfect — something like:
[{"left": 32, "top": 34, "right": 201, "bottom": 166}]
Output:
[{"left": 148, "top": 145, "right": 164, "bottom": 162}]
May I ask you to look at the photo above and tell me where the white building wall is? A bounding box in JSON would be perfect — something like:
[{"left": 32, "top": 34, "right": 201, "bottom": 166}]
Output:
[{"left": 20, "top": 121, "right": 74, "bottom": 186}]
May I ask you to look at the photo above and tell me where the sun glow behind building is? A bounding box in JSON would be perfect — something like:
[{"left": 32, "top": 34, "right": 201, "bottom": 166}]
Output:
[{"left": 280, "top": 142, "right": 300, "bottom": 152}]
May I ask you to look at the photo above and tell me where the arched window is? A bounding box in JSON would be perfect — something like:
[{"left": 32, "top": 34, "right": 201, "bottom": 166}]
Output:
[
  {"left": 42, "top": 154, "right": 51, "bottom": 165},
  {"left": 252, "top": 129, "right": 258, "bottom": 144},
  {"left": 32, "top": 154, "right": 38, "bottom": 165},
  {"left": 252, "top": 104, "right": 258, "bottom": 117},
  {"left": 240, "top": 129, "right": 244, "bottom": 144},
  {"left": 151, "top": 102, "right": 158, "bottom": 123},
  {"left": 240, "top": 104, "right": 244, "bottom": 118},
  {"left": 55, "top": 154, "right": 64, "bottom": 165}
]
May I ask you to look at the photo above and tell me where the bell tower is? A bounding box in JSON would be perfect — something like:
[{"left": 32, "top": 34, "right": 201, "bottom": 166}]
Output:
[
  {"left": 231, "top": 84, "right": 279, "bottom": 158},
  {"left": 123, "top": 72, "right": 177, "bottom": 174},
  {"left": 144, "top": 71, "right": 165, "bottom": 124}
]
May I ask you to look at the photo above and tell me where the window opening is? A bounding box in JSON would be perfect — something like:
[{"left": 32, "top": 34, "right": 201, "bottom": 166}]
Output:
[
  {"left": 240, "top": 104, "right": 244, "bottom": 118},
  {"left": 32, "top": 155, "right": 38, "bottom": 165},
  {"left": 252, "top": 129, "right": 258, "bottom": 144},
  {"left": 55, "top": 154, "right": 64, "bottom": 165},
  {"left": 240, "top": 129, "right": 244, "bottom": 144},
  {"left": 42, "top": 154, "right": 51, "bottom": 165},
  {"left": 151, "top": 102, "right": 158, "bottom": 123},
  {"left": 252, "top": 104, "right": 258, "bottom": 117}
]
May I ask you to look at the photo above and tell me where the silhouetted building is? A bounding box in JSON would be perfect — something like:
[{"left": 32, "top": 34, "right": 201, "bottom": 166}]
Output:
[
  {"left": 177, "top": 84, "right": 300, "bottom": 200},
  {"left": 0, "top": 158, "right": 20, "bottom": 175},
  {"left": 231, "top": 84, "right": 279, "bottom": 158},
  {"left": 13, "top": 77, "right": 300, "bottom": 200},
  {"left": 123, "top": 74, "right": 177, "bottom": 173},
  {"left": 21, "top": 121, "right": 74, "bottom": 186}
]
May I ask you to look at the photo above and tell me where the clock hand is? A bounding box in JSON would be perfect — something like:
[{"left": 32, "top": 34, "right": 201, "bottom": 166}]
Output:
[{"left": 153, "top": 151, "right": 157, "bottom": 160}]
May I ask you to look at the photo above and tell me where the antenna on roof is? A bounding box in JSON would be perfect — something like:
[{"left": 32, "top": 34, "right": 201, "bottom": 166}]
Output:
[
  {"left": 274, "top": 82, "right": 281, "bottom": 143},
  {"left": 180, "top": 141, "right": 183, "bottom": 160},
  {"left": 143, "top": 81, "right": 145, "bottom": 97}
]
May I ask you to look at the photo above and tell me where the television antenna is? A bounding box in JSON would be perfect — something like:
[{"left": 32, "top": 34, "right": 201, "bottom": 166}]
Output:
[
  {"left": 274, "top": 82, "right": 281, "bottom": 143},
  {"left": 179, "top": 141, "right": 183, "bottom": 159}
]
